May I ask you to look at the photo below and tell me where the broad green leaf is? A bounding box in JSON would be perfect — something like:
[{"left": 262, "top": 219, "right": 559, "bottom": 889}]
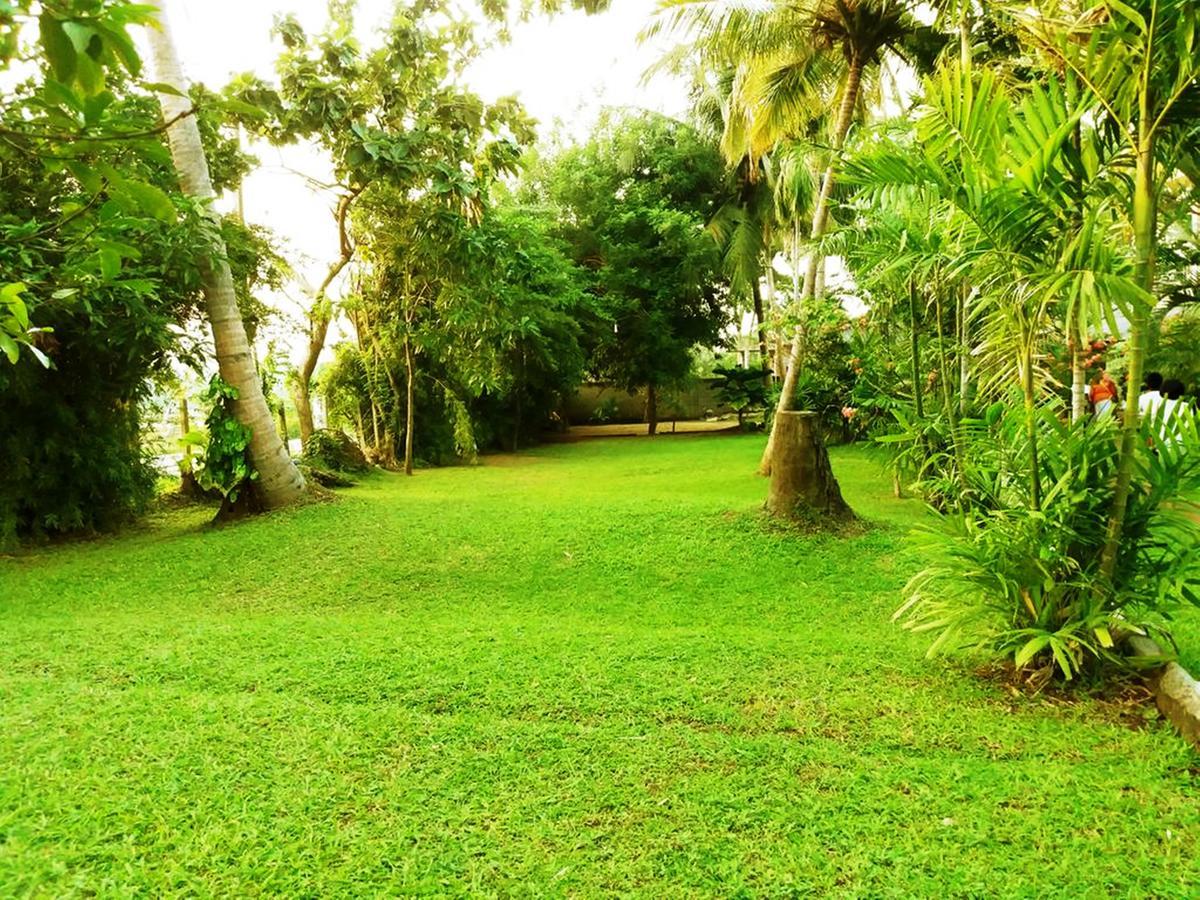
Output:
[
  {"left": 98, "top": 247, "right": 122, "bottom": 280},
  {"left": 215, "top": 97, "right": 267, "bottom": 119},
  {"left": 38, "top": 14, "right": 77, "bottom": 84},
  {"left": 0, "top": 282, "right": 26, "bottom": 303},
  {"left": 117, "top": 179, "right": 177, "bottom": 223},
  {"left": 93, "top": 23, "right": 141, "bottom": 77},
  {"left": 142, "top": 81, "right": 187, "bottom": 97},
  {"left": 75, "top": 51, "right": 104, "bottom": 96},
  {"left": 43, "top": 79, "right": 84, "bottom": 113},
  {"left": 61, "top": 21, "right": 97, "bottom": 55},
  {"left": 0, "top": 332, "right": 19, "bottom": 364}
]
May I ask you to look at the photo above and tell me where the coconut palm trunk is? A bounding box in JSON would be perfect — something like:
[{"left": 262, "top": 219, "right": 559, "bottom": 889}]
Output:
[
  {"left": 146, "top": 2, "right": 305, "bottom": 508},
  {"left": 759, "top": 53, "right": 864, "bottom": 475}
]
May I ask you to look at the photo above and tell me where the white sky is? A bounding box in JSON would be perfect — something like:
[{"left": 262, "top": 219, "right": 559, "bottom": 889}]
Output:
[{"left": 155, "top": 0, "right": 689, "bottom": 365}]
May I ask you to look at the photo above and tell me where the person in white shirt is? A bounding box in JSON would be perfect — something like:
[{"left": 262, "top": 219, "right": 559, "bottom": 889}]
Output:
[
  {"left": 1159, "top": 379, "right": 1192, "bottom": 447},
  {"left": 1138, "top": 371, "right": 1165, "bottom": 418}
]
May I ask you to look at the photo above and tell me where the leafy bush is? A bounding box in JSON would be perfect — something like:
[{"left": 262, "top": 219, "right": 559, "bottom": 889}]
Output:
[
  {"left": 589, "top": 396, "right": 620, "bottom": 424},
  {"left": 300, "top": 429, "right": 369, "bottom": 474},
  {"left": 896, "top": 405, "right": 1200, "bottom": 681},
  {"left": 194, "top": 376, "right": 257, "bottom": 503},
  {"left": 712, "top": 364, "right": 768, "bottom": 428}
]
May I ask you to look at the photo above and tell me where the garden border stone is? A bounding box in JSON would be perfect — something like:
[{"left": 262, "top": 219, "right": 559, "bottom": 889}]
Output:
[{"left": 1129, "top": 635, "right": 1200, "bottom": 746}]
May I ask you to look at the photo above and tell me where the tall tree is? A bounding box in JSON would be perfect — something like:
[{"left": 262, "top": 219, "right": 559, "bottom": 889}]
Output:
[
  {"left": 538, "top": 110, "right": 729, "bottom": 434},
  {"left": 145, "top": 1, "right": 306, "bottom": 508},
  {"left": 652, "top": 0, "right": 928, "bottom": 471},
  {"left": 1016, "top": 0, "right": 1200, "bottom": 579}
]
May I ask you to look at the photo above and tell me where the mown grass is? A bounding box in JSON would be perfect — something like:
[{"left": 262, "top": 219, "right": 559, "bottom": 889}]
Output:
[{"left": 2, "top": 435, "right": 1199, "bottom": 897}]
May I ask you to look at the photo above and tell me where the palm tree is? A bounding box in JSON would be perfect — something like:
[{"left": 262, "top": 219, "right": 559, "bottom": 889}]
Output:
[
  {"left": 1017, "top": 0, "right": 1200, "bottom": 575},
  {"left": 145, "top": 1, "right": 306, "bottom": 508},
  {"left": 652, "top": 0, "right": 925, "bottom": 473},
  {"left": 846, "top": 59, "right": 1142, "bottom": 511},
  {"left": 694, "top": 72, "right": 777, "bottom": 368}
]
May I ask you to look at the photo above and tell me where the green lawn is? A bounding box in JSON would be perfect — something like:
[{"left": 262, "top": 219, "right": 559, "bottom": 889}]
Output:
[{"left": 3, "top": 436, "right": 1199, "bottom": 896}]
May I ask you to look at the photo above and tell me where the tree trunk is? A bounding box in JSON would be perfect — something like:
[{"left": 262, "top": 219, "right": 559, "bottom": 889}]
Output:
[
  {"left": 1070, "top": 335, "right": 1087, "bottom": 424},
  {"left": 292, "top": 378, "right": 314, "bottom": 445},
  {"left": 909, "top": 279, "right": 925, "bottom": 419},
  {"left": 751, "top": 278, "right": 768, "bottom": 371},
  {"left": 957, "top": 283, "right": 970, "bottom": 414},
  {"left": 645, "top": 383, "right": 658, "bottom": 436},
  {"left": 294, "top": 193, "right": 358, "bottom": 451},
  {"left": 1021, "top": 347, "right": 1042, "bottom": 511},
  {"left": 759, "top": 53, "right": 865, "bottom": 475},
  {"left": 766, "top": 411, "right": 853, "bottom": 521},
  {"left": 512, "top": 348, "right": 524, "bottom": 452},
  {"left": 146, "top": 4, "right": 304, "bottom": 509},
  {"left": 178, "top": 391, "right": 202, "bottom": 497},
  {"left": 295, "top": 316, "right": 328, "bottom": 448},
  {"left": 1101, "top": 130, "right": 1156, "bottom": 577},
  {"left": 276, "top": 403, "right": 288, "bottom": 445},
  {"left": 403, "top": 334, "right": 415, "bottom": 476},
  {"left": 765, "top": 265, "right": 784, "bottom": 378}
]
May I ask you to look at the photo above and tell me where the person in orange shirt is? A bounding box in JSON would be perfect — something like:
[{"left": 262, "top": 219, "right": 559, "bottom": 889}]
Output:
[{"left": 1089, "top": 368, "right": 1119, "bottom": 417}]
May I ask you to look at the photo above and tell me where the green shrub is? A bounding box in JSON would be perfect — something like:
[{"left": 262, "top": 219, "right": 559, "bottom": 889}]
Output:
[
  {"left": 194, "top": 376, "right": 256, "bottom": 503},
  {"left": 300, "top": 429, "right": 369, "bottom": 474},
  {"left": 589, "top": 395, "right": 620, "bottom": 424},
  {"left": 896, "top": 405, "right": 1200, "bottom": 681},
  {"left": 712, "top": 364, "right": 768, "bottom": 428}
]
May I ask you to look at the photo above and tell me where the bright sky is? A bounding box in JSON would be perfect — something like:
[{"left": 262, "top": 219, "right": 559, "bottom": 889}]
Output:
[{"left": 155, "top": 0, "right": 689, "bottom": 363}]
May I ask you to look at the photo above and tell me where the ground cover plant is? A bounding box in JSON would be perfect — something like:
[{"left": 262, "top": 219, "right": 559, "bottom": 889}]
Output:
[{"left": 3, "top": 436, "right": 1199, "bottom": 896}]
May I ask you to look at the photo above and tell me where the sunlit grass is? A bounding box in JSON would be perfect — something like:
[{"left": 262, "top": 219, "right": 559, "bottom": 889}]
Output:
[{"left": 2, "top": 435, "right": 1198, "bottom": 895}]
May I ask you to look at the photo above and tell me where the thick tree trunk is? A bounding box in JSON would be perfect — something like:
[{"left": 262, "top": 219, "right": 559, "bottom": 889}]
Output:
[
  {"left": 403, "top": 334, "right": 415, "bottom": 476},
  {"left": 645, "top": 383, "right": 658, "bottom": 436},
  {"left": 292, "top": 378, "right": 315, "bottom": 445},
  {"left": 759, "top": 54, "right": 865, "bottom": 475},
  {"left": 766, "top": 411, "right": 853, "bottom": 521},
  {"left": 146, "top": 4, "right": 304, "bottom": 508}
]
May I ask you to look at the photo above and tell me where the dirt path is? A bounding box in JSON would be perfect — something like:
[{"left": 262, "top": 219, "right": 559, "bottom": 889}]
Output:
[{"left": 544, "top": 420, "right": 742, "bottom": 441}]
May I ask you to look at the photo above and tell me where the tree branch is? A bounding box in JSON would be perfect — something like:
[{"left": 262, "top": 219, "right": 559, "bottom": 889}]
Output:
[{"left": 0, "top": 106, "right": 198, "bottom": 144}]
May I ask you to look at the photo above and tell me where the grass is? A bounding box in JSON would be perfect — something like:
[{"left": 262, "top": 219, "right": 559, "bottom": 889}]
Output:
[{"left": 2, "top": 435, "right": 1199, "bottom": 897}]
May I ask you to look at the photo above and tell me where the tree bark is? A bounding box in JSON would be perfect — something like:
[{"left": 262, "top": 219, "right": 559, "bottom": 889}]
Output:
[
  {"left": 645, "top": 383, "right": 658, "bottom": 436},
  {"left": 766, "top": 411, "right": 853, "bottom": 521},
  {"left": 276, "top": 403, "right": 288, "bottom": 445},
  {"left": 1101, "top": 129, "right": 1156, "bottom": 577},
  {"left": 957, "top": 283, "right": 970, "bottom": 415},
  {"left": 759, "top": 53, "right": 865, "bottom": 475},
  {"left": 764, "top": 265, "right": 784, "bottom": 378},
  {"left": 178, "top": 391, "right": 202, "bottom": 497},
  {"left": 295, "top": 191, "right": 358, "bottom": 450},
  {"left": 1070, "top": 335, "right": 1087, "bottom": 424},
  {"left": 146, "top": 3, "right": 305, "bottom": 508},
  {"left": 292, "top": 378, "right": 314, "bottom": 445},
  {"left": 909, "top": 279, "right": 925, "bottom": 419},
  {"left": 751, "top": 278, "right": 768, "bottom": 371},
  {"left": 403, "top": 333, "right": 415, "bottom": 476}
]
